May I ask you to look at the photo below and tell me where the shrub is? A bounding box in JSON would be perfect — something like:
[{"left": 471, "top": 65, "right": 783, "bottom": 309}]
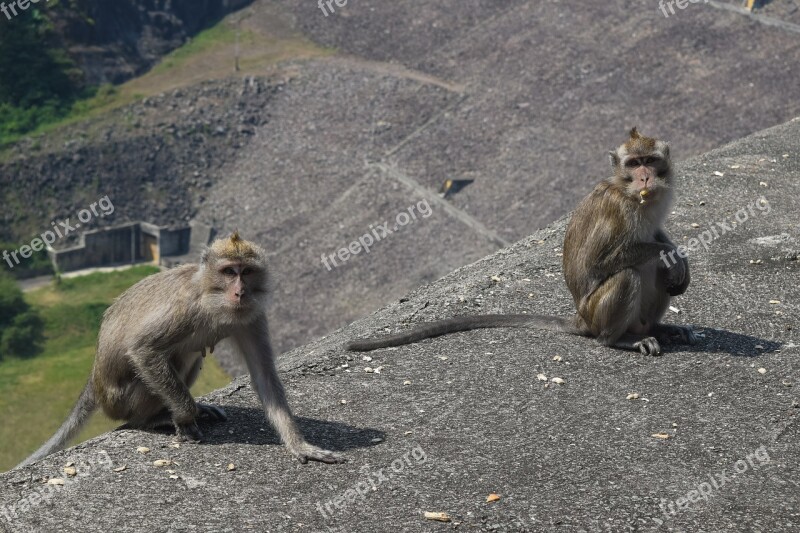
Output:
[{"left": 0, "top": 270, "right": 44, "bottom": 359}]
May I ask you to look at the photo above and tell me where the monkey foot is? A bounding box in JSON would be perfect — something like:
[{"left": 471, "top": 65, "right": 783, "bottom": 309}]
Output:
[
  {"left": 633, "top": 337, "right": 662, "bottom": 356},
  {"left": 654, "top": 324, "right": 698, "bottom": 346},
  {"left": 197, "top": 403, "right": 228, "bottom": 422},
  {"left": 290, "top": 443, "right": 346, "bottom": 464}
]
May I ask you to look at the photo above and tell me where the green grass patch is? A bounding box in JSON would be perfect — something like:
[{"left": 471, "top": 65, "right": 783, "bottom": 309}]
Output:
[
  {"left": 151, "top": 24, "right": 240, "bottom": 75},
  {"left": 0, "top": 266, "right": 232, "bottom": 471}
]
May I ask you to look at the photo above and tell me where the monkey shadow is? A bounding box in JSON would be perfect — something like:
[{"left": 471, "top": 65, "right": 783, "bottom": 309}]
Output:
[
  {"left": 666, "top": 327, "right": 781, "bottom": 357},
  {"left": 127, "top": 406, "right": 386, "bottom": 453}
]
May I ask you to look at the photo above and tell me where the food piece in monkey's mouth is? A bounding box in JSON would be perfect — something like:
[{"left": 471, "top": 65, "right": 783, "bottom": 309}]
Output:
[{"left": 639, "top": 189, "right": 649, "bottom": 204}]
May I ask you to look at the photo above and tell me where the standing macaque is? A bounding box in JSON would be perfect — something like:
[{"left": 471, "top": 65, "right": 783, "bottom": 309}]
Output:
[
  {"left": 19, "top": 233, "right": 343, "bottom": 468},
  {"left": 347, "top": 128, "right": 696, "bottom": 356}
]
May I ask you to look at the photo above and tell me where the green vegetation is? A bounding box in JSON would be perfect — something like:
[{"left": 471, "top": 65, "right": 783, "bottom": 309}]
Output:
[
  {"left": 1, "top": 7, "right": 330, "bottom": 149},
  {"left": 151, "top": 23, "right": 238, "bottom": 75},
  {"left": 0, "top": 266, "right": 232, "bottom": 470},
  {"left": 0, "top": 271, "right": 44, "bottom": 359},
  {"left": 0, "top": 241, "right": 54, "bottom": 279},
  {"left": 0, "top": 3, "right": 91, "bottom": 145}
]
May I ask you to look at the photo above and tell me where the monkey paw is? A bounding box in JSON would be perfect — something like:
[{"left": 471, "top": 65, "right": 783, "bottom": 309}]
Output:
[
  {"left": 662, "top": 262, "right": 687, "bottom": 293},
  {"left": 174, "top": 421, "right": 204, "bottom": 443},
  {"left": 633, "top": 337, "right": 662, "bottom": 356},
  {"left": 197, "top": 403, "right": 228, "bottom": 422},
  {"left": 669, "top": 325, "right": 699, "bottom": 346},
  {"left": 290, "top": 442, "right": 346, "bottom": 464}
]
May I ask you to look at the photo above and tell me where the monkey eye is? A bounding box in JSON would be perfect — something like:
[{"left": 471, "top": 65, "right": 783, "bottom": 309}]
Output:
[
  {"left": 221, "top": 267, "right": 237, "bottom": 276},
  {"left": 242, "top": 267, "right": 254, "bottom": 276},
  {"left": 625, "top": 159, "right": 640, "bottom": 168}
]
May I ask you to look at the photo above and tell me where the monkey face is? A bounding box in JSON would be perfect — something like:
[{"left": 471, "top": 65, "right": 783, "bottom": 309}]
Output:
[
  {"left": 215, "top": 261, "right": 267, "bottom": 312},
  {"left": 621, "top": 155, "right": 670, "bottom": 197},
  {"left": 609, "top": 129, "right": 673, "bottom": 204}
]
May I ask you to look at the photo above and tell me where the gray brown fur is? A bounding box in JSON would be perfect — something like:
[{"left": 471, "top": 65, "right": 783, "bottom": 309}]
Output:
[
  {"left": 19, "top": 233, "right": 343, "bottom": 468},
  {"left": 347, "top": 129, "right": 696, "bottom": 355}
]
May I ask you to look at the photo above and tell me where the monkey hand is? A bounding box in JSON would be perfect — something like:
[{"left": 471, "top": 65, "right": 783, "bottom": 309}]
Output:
[
  {"left": 174, "top": 420, "right": 204, "bottom": 443},
  {"left": 660, "top": 256, "right": 687, "bottom": 295},
  {"left": 289, "top": 442, "right": 346, "bottom": 464},
  {"left": 197, "top": 403, "right": 228, "bottom": 422}
]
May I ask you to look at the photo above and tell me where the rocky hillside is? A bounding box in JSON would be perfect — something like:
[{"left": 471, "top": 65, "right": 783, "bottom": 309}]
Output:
[
  {"left": 1, "top": 0, "right": 799, "bottom": 372},
  {"left": 48, "top": 0, "right": 254, "bottom": 85}
]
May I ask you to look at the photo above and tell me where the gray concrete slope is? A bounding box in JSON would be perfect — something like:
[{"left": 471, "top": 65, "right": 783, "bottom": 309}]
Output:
[
  {"left": 1, "top": 121, "right": 797, "bottom": 532},
  {"left": 272, "top": 0, "right": 800, "bottom": 240}
]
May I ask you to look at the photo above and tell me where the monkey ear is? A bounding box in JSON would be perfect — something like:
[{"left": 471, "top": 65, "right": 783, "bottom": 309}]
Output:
[
  {"left": 662, "top": 144, "right": 670, "bottom": 158},
  {"left": 629, "top": 127, "right": 640, "bottom": 139},
  {"left": 608, "top": 151, "right": 620, "bottom": 168},
  {"left": 200, "top": 248, "right": 210, "bottom": 264}
]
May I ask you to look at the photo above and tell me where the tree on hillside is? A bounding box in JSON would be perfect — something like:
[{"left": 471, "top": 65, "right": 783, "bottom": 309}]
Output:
[
  {"left": 0, "top": 271, "right": 44, "bottom": 359},
  {"left": 0, "top": 5, "right": 84, "bottom": 140}
]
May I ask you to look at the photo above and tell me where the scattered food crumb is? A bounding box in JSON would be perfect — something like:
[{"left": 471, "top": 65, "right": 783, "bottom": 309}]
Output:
[
  {"left": 537, "top": 373, "right": 547, "bottom": 381},
  {"left": 652, "top": 433, "right": 671, "bottom": 440},
  {"left": 364, "top": 367, "right": 374, "bottom": 373},
  {"left": 626, "top": 393, "right": 640, "bottom": 400},
  {"left": 136, "top": 447, "right": 151, "bottom": 454},
  {"left": 362, "top": 355, "right": 373, "bottom": 362},
  {"left": 713, "top": 171, "right": 724, "bottom": 177},
  {"left": 553, "top": 355, "right": 562, "bottom": 362},
  {"left": 669, "top": 306, "right": 680, "bottom": 314},
  {"left": 63, "top": 466, "right": 77, "bottom": 477},
  {"left": 113, "top": 465, "right": 127, "bottom": 472},
  {"left": 153, "top": 460, "right": 171, "bottom": 467},
  {"left": 487, "top": 493, "right": 501, "bottom": 503},
  {"left": 227, "top": 464, "right": 236, "bottom": 471},
  {"left": 424, "top": 512, "right": 452, "bottom": 522},
  {"left": 551, "top": 377, "right": 565, "bottom": 385},
  {"left": 403, "top": 380, "right": 412, "bottom": 385},
  {"left": 757, "top": 368, "right": 767, "bottom": 374},
  {"left": 47, "top": 478, "right": 65, "bottom": 486}
]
